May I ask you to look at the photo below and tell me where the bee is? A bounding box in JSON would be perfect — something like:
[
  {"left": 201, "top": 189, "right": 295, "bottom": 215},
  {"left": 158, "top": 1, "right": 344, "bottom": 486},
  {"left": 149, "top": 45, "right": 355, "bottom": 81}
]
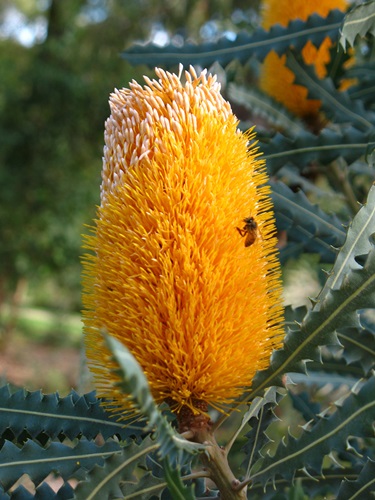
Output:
[{"left": 236, "top": 217, "right": 259, "bottom": 247}]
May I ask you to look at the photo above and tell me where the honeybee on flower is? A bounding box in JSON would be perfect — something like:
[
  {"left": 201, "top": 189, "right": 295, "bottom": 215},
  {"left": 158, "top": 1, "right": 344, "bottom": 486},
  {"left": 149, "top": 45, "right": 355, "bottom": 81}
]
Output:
[{"left": 236, "top": 217, "right": 261, "bottom": 247}]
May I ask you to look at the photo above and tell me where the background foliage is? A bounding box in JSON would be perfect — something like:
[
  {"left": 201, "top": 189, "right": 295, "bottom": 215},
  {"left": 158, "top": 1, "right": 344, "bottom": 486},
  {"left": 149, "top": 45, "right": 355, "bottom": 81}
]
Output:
[{"left": 0, "top": 0, "right": 374, "bottom": 498}]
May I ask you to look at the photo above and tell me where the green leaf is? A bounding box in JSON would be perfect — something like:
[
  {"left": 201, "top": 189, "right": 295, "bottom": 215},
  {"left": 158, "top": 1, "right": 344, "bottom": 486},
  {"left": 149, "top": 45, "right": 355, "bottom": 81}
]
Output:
[
  {"left": 337, "top": 325, "right": 375, "bottom": 375},
  {"left": 0, "top": 438, "right": 122, "bottom": 492},
  {"left": 121, "top": 11, "right": 345, "bottom": 68},
  {"left": 262, "top": 127, "right": 375, "bottom": 175},
  {"left": 74, "top": 437, "right": 160, "bottom": 500},
  {"left": 270, "top": 180, "right": 346, "bottom": 262},
  {"left": 288, "top": 390, "right": 321, "bottom": 425},
  {"left": 0, "top": 386, "right": 142, "bottom": 442},
  {"left": 117, "top": 451, "right": 199, "bottom": 499},
  {"left": 9, "top": 482, "right": 75, "bottom": 499},
  {"left": 337, "top": 459, "right": 375, "bottom": 499},
  {"left": 301, "top": 325, "right": 375, "bottom": 381},
  {"left": 248, "top": 466, "right": 363, "bottom": 499},
  {"left": 249, "top": 375, "right": 375, "bottom": 486},
  {"left": 286, "top": 51, "right": 375, "bottom": 130},
  {"left": 104, "top": 334, "right": 205, "bottom": 462},
  {"left": 318, "top": 183, "right": 375, "bottom": 299},
  {"left": 227, "top": 84, "right": 305, "bottom": 136},
  {"left": 340, "top": 0, "right": 375, "bottom": 49},
  {"left": 346, "top": 62, "right": 375, "bottom": 106},
  {"left": 242, "top": 388, "right": 283, "bottom": 477},
  {"left": 162, "top": 459, "right": 196, "bottom": 500},
  {"left": 121, "top": 472, "right": 167, "bottom": 500}
]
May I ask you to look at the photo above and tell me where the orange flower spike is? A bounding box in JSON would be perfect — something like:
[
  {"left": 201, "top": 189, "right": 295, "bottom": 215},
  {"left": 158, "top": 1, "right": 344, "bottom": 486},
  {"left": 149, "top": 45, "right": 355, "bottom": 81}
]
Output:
[
  {"left": 259, "top": 0, "right": 349, "bottom": 120},
  {"left": 82, "top": 67, "right": 284, "bottom": 419}
]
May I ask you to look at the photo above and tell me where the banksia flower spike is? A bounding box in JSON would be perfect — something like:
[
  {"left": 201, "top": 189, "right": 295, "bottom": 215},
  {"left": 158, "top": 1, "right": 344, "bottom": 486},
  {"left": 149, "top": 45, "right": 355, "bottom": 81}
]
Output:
[
  {"left": 82, "top": 66, "right": 284, "bottom": 426},
  {"left": 258, "top": 0, "right": 348, "bottom": 122}
]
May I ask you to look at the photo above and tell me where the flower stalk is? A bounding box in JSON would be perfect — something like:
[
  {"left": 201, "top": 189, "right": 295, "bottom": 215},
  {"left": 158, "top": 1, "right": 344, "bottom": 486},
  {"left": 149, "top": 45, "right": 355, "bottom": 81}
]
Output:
[{"left": 198, "top": 429, "right": 248, "bottom": 500}]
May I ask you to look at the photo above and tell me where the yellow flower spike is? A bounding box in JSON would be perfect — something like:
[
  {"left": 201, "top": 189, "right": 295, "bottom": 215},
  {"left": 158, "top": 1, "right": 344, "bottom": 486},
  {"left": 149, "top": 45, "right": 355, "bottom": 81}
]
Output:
[
  {"left": 82, "top": 67, "right": 284, "bottom": 423},
  {"left": 259, "top": 0, "right": 349, "bottom": 122}
]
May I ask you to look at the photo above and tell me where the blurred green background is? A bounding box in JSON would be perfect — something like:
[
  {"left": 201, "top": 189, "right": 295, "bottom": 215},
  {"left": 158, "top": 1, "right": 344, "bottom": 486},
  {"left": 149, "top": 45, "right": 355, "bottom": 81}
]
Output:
[{"left": 0, "top": 0, "right": 263, "bottom": 394}]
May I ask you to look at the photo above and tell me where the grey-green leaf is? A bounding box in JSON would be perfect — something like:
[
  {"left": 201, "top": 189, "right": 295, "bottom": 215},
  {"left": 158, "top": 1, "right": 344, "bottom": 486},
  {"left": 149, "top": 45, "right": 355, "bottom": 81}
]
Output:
[
  {"left": 0, "top": 439, "right": 122, "bottom": 492},
  {"left": 249, "top": 375, "right": 375, "bottom": 486},
  {"left": 270, "top": 180, "right": 346, "bottom": 263},
  {"left": 337, "top": 459, "right": 375, "bottom": 499},
  {"left": 318, "top": 183, "right": 375, "bottom": 299},
  {"left": 228, "top": 84, "right": 305, "bottom": 136},
  {"left": 262, "top": 127, "right": 375, "bottom": 175},
  {"left": 122, "top": 11, "right": 345, "bottom": 68},
  {"left": 339, "top": 0, "right": 375, "bottom": 49},
  {"left": 0, "top": 386, "right": 140, "bottom": 442},
  {"left": 74, "top": 437, "right": 159, "bottom": 500}
]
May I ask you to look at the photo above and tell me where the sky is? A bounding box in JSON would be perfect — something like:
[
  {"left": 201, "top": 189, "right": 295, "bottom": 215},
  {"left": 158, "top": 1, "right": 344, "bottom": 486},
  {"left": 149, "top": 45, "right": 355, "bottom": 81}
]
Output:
[{"left": 0, "top": 6, "right": 47, "bottom": 46}]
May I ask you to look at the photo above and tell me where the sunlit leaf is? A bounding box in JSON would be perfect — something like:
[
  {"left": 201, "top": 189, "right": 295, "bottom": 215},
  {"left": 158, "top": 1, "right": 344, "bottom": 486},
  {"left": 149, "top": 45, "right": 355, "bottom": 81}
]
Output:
[
  {"left": 339, "top": 0, "right": 375, "bottom": 49},
  {"left": 122, "top": 11, "right": 345, "bottom": 68}
]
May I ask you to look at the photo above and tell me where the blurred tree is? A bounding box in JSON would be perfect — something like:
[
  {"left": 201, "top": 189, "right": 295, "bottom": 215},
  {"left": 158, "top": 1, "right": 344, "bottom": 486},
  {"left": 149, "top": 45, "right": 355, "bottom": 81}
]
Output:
[
  {"left": 0, "top": 0, "right": 141, "bottom": 329},
  {"left": 0, "top": 0, "right": 244, "bottom": 337}
]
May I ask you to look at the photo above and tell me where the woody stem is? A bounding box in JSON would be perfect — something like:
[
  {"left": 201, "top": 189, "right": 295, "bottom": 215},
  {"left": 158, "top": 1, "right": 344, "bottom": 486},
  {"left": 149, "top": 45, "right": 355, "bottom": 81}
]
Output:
[{"left": 194, "top": 426, "right": 248, "bottom": 500}]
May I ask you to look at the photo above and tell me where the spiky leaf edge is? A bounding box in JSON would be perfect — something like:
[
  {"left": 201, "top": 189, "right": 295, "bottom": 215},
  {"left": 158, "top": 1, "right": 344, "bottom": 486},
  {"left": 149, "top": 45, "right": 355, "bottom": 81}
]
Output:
[
  {"left": 122, "top": 11, "right": 345, "bottom": 68},
  {"left": 248, "top": 375, "right": 375, "bottom": 487}
]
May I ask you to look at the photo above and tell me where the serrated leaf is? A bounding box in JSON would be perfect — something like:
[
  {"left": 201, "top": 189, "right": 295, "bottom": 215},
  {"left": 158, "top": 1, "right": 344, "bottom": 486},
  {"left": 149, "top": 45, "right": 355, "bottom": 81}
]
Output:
[
  {"left": 249, "top": 375, "right": 375, "bottom": 486},
  {"left": 262, "top": 127, "right": 375, "bottom": 175},
  {"left": 325, "top": 40, "right": 354, "bottom": 84},
  {"left": 318, "top": 183, "right": 375, "bottom": 298},
  {"left": 340, "top": 0, "right": 375, "bottom": 49},
  {"left": 121, "top": 472, "right": 166, "bottom": 500},
  {"left": 298, "top": 326, "right": 374, "bottom": 382},
  {"left": 162, "top": 459, "right": 195, "bottom": 500},
  {"left": 337, "top": 325, "right": 375, "bottom": 375},
  {"left": 242, "top": 388, "right": 283, "bottom": 476},
  {"left": 347, "top": 62, "right": 375, "bottom": 106},
  {"left": 121, "top": 11, "right": 345, "bottom": 68},
  {"left": 227, "top": 84, "right": 305, "bottom": 136},
  {"left": 9, "top": 482, "right": 75, "bottom": 500},
  {"left": 288, "top": 390, "right": 321, "bottom": 424},
  {"left": 270, "top": 180, "right": 346, "bottom": 262},
  {"left": 286, "top": 51, "right": 375, "bottom": 130},
  {"left": 276, "top": 166, "right": 335, "bottom": 197},
  {"left": 0, "top": 439, "right": 122, "bottom": 492},
  {"left": 105, "top": 335, "right": 205, "bottom": 463},
  {"left": 74, "top": 437, "right": 159, "bottom": 500},
  {"left": 337, "top": 458, "right": 375, "bottom": 499},
  {"left": 120, "top": 452, "right": 198, "bottom": 500},
  {"left": 248, "top": 465, "right": 363, "bottom": 499},
  {"left": 0, "top": 386, "right": 142, "bottom": 442}
]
